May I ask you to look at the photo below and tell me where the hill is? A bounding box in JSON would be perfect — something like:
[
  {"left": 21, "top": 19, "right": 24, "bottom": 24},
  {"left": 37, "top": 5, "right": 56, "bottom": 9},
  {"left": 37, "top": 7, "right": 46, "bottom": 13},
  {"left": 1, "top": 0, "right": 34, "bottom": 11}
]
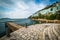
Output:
[{"left": 29, "top": 2, "right": 60, "bottom": 20}]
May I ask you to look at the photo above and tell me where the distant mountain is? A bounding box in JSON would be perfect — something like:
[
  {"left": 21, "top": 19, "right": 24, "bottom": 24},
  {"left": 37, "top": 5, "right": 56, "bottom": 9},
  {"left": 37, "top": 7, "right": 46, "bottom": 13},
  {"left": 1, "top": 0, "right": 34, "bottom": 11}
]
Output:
[{"left": 0, "top": 18, "right": 11, "bottom": 20}]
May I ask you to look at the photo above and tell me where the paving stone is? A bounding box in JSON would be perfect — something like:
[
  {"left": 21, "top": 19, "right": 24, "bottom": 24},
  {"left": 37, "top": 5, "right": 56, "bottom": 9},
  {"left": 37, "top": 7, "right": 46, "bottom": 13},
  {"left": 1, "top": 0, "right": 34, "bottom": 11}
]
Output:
[{"left": 0, "top": 24, "right": 60, "bottom": 40}]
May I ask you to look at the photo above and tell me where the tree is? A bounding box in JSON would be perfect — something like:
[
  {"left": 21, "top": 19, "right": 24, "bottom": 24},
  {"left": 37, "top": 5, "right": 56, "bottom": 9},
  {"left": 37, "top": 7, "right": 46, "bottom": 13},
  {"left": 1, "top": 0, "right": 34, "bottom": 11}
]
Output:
[
  {"left": 38, "top": 12, "right": 42, "bottom": 18},
  {"left": 56, "top": 10, "right": 60, "bottom": 20}
]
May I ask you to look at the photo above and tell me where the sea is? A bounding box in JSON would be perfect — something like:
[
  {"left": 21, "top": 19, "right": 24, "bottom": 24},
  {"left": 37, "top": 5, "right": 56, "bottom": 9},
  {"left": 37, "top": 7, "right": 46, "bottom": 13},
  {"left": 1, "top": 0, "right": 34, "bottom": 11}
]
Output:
[{"left": 0, "top": 18, "right": 40, "bottom": 37}]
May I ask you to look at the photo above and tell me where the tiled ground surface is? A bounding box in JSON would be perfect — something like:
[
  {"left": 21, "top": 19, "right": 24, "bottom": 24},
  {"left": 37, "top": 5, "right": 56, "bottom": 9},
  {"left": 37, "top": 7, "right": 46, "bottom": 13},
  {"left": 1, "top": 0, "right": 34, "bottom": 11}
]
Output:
[{"left": 0, "top": 23, "right": 60, "bottom": 40}]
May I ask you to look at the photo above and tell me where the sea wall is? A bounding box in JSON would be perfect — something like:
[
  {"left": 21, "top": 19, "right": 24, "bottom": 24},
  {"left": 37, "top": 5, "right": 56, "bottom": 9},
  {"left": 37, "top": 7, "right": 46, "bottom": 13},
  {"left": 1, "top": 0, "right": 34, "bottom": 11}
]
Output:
[{"left": 32, "top": 19, "right": 60, "bottom": 23}]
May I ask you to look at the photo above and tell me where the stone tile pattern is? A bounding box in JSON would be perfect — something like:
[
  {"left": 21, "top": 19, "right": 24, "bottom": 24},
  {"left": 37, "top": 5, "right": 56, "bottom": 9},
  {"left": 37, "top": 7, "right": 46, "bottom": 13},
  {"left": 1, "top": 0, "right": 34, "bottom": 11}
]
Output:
[{"left": 0, "top": 24, "right": 60, "bottom": 40}]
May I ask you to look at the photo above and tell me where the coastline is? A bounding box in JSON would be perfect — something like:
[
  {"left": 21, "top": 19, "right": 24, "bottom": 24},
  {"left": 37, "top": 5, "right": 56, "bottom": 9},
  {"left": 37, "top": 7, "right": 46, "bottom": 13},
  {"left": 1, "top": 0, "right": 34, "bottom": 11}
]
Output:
[{"left": 31, "top": 19, "right": 60, "bottom": 23}]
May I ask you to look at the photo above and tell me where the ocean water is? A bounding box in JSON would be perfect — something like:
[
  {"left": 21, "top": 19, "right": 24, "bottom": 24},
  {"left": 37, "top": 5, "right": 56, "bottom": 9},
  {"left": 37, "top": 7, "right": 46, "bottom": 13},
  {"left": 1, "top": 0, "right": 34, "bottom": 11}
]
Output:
[{"left": 0, "top": 18, "right": 40, "bottom": 37}]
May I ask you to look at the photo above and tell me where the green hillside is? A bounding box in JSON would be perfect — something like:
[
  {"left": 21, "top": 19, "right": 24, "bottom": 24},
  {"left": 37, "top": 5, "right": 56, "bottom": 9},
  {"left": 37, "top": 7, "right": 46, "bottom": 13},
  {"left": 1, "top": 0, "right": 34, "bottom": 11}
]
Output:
[{"left": 29, "top": 2, "right": 60, "bottom": 20}]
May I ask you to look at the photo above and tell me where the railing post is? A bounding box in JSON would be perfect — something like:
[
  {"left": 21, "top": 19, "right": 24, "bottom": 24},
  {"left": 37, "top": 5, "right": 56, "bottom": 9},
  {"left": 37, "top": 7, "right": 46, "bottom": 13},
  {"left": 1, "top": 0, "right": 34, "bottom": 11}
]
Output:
[
  {"left": 25, "top": 23, "right": 27, "bottom": 28},
  {"left": 5, "top": 22, "right": 11, "bottom": 37}
]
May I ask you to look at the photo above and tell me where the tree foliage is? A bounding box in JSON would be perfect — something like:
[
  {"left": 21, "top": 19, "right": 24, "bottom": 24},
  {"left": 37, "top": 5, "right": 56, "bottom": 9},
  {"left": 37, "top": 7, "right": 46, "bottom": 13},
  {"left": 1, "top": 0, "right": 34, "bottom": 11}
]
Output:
[{"left": 29, "top": 11, "right": 60, "bottom": 20}]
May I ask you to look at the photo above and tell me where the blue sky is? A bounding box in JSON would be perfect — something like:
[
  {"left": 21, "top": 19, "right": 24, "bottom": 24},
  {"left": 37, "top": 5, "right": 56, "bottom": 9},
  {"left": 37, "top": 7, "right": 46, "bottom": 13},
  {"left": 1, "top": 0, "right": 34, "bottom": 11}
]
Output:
[{"left": 0, "top": 0, "right": 59, "bottom": 18}]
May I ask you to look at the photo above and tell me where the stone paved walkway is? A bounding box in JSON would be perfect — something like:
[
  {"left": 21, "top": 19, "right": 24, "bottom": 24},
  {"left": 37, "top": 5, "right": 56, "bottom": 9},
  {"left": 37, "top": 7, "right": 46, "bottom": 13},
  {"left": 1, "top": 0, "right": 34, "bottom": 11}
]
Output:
[{"left": 0, "top": 23, "right": 60, "bottom": 40}]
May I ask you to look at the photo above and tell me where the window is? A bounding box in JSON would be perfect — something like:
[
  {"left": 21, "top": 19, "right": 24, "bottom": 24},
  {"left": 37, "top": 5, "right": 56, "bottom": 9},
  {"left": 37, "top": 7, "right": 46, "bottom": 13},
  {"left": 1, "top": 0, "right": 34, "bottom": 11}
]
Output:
[
  {"left": 50, "top": 8, "right": 53, "bottom": 11},
  {"left": 57, "top": 7, "right": 58, "bottom": 10}
]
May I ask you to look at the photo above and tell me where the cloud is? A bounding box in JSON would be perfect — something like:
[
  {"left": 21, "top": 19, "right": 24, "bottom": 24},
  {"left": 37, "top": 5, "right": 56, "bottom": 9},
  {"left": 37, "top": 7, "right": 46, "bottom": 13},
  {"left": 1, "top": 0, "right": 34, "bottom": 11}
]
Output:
[{"left": 0, "top": 0, "right": 46, "bottom": 18}]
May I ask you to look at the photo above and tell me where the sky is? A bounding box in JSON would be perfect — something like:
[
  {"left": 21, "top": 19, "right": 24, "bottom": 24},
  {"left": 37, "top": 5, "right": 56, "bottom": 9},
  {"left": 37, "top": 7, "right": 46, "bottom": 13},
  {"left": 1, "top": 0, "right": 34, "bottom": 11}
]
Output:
[{"left": 0, "top": 0, "right": 59, "bottom": 19}]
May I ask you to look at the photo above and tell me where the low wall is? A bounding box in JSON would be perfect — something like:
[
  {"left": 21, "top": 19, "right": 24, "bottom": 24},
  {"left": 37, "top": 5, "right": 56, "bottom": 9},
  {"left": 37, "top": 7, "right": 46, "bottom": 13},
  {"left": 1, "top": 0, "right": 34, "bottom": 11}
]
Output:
[
  {"left": 5, "top": 22, "right": 25, "bottom": 31},
  {"left": 32, "top": 19, "right": 60, "bottom": 23}
]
